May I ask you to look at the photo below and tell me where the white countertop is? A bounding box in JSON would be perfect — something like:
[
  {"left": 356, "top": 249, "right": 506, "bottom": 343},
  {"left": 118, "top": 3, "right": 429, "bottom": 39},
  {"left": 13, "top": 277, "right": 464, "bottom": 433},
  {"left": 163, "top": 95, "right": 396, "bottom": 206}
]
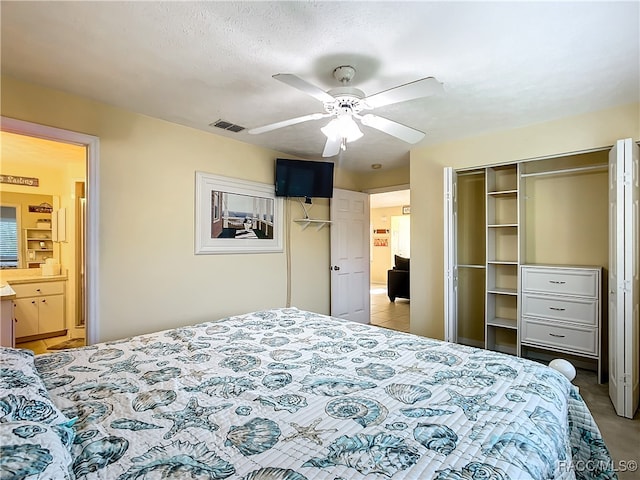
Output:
[
  {"left": 0, "top": 284, "right": 16, "bottom": 300},
  {"left": 0, "top": 268, "right": 68, "bottom": 287}
]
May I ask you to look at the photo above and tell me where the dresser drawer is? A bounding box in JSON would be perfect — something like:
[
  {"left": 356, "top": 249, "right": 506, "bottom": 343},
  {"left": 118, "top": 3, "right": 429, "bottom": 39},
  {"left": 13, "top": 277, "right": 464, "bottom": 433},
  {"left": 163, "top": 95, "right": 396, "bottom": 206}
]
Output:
[
  {"left": 521, "top": 267, "right": 599, "bottom": 297},
  {"left": 10, "top": 281, "right": 64, "bottom": 298},
  {"left": 521, "top": 317, "right": 598, "bottom": 355},
  {"left": 521, "top": 293, "right": 597, "bottom": 326}
]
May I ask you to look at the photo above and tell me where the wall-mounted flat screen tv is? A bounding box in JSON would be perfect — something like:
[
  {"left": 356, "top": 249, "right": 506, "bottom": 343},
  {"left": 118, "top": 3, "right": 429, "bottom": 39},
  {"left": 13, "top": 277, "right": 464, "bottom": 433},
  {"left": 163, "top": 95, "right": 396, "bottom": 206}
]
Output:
[{"left": 275, "top": 158, "right": 334, "bottom": 200}]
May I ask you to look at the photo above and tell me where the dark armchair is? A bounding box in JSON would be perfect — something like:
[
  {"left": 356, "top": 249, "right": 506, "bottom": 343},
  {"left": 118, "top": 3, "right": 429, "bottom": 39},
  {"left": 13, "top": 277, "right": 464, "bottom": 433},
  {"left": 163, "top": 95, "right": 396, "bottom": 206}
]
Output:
[{"left": 387, "top": 255, "right": 410, "bottom": 302}]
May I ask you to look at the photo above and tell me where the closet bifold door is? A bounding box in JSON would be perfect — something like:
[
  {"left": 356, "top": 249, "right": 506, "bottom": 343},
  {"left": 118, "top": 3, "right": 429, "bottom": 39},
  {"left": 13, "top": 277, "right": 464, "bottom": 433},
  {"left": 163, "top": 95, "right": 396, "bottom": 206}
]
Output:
[
  {"left": 485, "top": 164, "right": 520, "bottom": 356},
  {"left": 608, "top": 138, "right": 639, "bottom": 419},
  {"left": 444, "top": 167, "right": 457, "bottom": 343}
]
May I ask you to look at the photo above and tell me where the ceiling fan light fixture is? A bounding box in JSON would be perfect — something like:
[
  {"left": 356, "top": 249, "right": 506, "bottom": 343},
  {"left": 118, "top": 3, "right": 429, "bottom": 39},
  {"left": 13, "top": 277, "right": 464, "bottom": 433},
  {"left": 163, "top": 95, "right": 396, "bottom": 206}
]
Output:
[{"left": 320, "top": 115, "right": 363, "bottom": 143}]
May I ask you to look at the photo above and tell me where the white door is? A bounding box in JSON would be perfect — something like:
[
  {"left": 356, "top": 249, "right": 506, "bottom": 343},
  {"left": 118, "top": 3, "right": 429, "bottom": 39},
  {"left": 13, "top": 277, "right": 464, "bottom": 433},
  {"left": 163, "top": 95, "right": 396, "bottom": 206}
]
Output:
[
  {"left": 444, "top": 167, "right": 458, "bottom": 343},
  {"left": 609, "top": 138, "right": 639, "bottom": 418},
  {"left": 330, "top": 189, "right": 370, "bottom": 323}
]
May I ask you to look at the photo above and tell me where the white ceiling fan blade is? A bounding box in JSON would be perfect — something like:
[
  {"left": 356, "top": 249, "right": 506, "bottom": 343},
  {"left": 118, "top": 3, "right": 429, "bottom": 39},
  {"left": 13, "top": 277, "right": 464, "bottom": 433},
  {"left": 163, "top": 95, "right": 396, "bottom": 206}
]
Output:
[
  {"left": 364, "top": 77, "right": 443, "bottom": 109},
  {"left": 322, "top": 136, "right": 342, "bottom": 157},
  {"left": 248, "top": 113, "right": 329, "bottom": 135},
  {"left": 273, "top": 74, "right": 335, "bottom": 103},
  {"left": 359, "top": 114, "right": 426, "bottom": 144}
]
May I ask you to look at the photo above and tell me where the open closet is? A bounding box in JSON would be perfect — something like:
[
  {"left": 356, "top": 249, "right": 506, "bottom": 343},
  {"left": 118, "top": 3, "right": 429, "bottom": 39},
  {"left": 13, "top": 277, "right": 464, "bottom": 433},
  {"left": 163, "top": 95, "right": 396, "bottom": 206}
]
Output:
[{"left": 444, "top": 138, "right": 638, "bottom": 418}]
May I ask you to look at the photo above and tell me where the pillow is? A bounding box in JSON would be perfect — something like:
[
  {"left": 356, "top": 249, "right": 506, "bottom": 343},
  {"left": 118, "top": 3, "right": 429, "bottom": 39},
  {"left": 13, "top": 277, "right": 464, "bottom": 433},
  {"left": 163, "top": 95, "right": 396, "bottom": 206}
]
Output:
[
  {"left": 394, "top": 255, "right": 410, "bottom": 271},
  {"left": 0, "top": 421, "right": 74, "bottom": 480},
  {"left": 0, "top": 348, "right": 73, "bottom": 430}
]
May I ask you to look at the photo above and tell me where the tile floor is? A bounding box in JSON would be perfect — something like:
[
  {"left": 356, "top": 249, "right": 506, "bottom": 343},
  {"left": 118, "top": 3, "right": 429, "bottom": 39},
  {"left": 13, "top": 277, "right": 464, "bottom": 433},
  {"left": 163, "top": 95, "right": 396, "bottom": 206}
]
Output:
[
  {"left": 369, "top": 282, "right": 639, "bottom": 478},
  {"left": 370, "top": 282, "right": 410, "bottom": 332}
]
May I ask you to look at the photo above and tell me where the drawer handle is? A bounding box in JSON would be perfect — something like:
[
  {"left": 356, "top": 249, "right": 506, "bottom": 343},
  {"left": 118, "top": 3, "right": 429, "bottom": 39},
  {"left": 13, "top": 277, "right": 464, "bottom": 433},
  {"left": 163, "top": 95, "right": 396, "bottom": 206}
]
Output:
[
  {"left": 549, "top": 333, "right": 566, "bottom": 338},
  {"left": 36, "top": 289, "right": 41, "bottom": 292},
  {"left": 549, "top": 307, "right": 566, "bottom": 311},
  {"left": 549, "top": 281, "right": 566, "bottom": 285}
]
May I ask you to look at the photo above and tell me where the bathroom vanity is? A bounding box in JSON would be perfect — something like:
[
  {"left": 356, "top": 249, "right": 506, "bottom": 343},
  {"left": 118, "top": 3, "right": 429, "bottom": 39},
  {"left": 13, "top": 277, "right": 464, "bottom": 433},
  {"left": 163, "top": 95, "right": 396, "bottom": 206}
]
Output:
[
  {"left": 0, "top": 269, "right": 67, "bottom": 344},
  {"left": 0, "top": 284, "right": 16, "bottom": 347}
]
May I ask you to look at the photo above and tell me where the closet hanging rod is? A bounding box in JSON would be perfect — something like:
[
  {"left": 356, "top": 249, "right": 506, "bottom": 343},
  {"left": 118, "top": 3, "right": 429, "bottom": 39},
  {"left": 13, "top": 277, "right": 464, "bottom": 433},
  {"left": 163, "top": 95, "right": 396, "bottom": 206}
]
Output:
[{"left": 520, "top": 163, "right": 608, "bottom": 178}]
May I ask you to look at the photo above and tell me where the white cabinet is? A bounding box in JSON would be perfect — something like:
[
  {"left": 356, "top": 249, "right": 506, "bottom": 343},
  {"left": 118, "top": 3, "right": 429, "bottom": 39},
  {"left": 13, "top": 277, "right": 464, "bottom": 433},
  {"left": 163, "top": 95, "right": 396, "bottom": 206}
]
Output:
[
  {"left": 521, "top": 265, "right": 602, "bottom": 379},
  {"left": 24, "top": 228, "right": 54, "bottom": 268},
  {"left": 13, "top": 281, "right": 66, "bottom": 339}
]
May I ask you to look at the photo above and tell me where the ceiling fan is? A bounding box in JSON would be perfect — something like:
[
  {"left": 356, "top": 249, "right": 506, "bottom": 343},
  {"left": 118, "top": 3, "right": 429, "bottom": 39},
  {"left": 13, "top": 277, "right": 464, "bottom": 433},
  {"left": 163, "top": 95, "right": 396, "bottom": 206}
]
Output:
[{"left": 248, "top": 65, "right": 443, "bottom": 157}]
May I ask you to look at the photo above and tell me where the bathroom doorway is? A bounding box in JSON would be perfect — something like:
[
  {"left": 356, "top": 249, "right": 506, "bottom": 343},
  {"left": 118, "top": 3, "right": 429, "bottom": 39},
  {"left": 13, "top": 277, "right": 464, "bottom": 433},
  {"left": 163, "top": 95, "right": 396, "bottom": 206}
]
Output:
[{"left": 1, "top": 118, "right": 99, "bottom": 351}]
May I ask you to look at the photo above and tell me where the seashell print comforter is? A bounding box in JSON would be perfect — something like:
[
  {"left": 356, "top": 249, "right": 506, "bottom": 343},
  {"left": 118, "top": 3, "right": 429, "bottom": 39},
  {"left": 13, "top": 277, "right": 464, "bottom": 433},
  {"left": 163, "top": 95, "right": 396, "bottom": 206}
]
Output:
[{"left": 36, "top": 308, "right": 615, "bottom": 479}]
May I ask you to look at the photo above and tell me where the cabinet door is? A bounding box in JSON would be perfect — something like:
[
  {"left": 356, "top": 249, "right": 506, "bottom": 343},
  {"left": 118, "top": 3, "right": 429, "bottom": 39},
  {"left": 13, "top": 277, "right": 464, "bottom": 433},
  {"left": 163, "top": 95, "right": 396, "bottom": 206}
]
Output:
[
  {"left": 0, "top": 300, "right": 15, "bottom": 347},
  {"left": 13, "top": 298, "right": 39, "bottom": 338},
  {"left": 38, "top": 295, "right": 65, "bottom": 334}
]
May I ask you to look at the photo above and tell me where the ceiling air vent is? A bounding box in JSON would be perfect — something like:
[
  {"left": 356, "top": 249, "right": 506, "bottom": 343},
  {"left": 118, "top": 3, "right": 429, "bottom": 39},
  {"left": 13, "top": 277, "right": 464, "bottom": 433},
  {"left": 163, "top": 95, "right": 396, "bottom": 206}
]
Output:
[{"left": 210, "top": 119, "right": 245, "bottom": 133}]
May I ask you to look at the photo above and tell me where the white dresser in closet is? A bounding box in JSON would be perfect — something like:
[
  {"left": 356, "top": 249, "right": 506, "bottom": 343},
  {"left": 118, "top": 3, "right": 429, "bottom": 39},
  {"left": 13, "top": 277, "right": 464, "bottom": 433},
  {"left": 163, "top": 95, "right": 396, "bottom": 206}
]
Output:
[{"left": 520, "top": 265, "right": 602, "bottom": 380}]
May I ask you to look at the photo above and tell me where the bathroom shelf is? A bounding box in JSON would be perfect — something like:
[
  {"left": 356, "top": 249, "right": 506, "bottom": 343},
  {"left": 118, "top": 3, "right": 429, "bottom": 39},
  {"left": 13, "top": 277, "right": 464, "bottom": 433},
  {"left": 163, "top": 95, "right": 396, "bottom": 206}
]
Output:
[
  {"left": 24, "top": 227, "right": 54, "bottom": 268},
  {"left": 294, "top": 219, "right": 331, "bottom": 231}
]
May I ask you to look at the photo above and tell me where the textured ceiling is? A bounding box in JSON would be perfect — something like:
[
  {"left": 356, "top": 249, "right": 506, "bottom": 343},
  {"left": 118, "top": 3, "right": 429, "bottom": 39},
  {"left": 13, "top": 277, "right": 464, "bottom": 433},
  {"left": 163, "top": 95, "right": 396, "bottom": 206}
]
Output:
[{"left": 1, "top": 2, "right": 638, "bottom": 172}]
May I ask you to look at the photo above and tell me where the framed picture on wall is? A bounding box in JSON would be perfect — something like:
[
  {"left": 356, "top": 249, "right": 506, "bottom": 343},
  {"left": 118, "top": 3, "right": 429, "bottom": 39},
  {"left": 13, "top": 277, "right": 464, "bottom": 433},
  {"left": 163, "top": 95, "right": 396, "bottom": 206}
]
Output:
[
  {"left": 402, "top": 205, "right": 411, "bottom": 214},
  {"left": 195, "top": 172, "right": 284, "bottom": 254}
]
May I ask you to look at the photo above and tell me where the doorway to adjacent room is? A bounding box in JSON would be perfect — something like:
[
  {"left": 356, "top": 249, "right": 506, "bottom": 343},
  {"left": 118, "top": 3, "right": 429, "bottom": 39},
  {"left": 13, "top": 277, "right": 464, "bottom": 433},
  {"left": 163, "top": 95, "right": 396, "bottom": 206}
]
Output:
[
  {"left": 369, "top": 188, "right": 410, "bottom": 332},
  {"left": 1, "top": 117, "right": 99, "bottom": 351}
]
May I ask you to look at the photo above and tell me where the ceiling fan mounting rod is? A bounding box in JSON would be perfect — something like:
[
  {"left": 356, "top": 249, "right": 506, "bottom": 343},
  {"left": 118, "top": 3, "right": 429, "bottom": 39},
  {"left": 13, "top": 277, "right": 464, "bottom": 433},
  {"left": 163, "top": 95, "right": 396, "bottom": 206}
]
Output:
[{"left": 333, "top": 65, "right": 356, "bottom": 84}]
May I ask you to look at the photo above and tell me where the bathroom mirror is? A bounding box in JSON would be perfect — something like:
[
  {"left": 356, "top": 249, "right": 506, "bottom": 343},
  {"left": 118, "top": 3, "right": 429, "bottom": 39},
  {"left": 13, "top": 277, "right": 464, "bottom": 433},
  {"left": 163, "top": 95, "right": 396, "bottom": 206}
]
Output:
[{"left": 0, "top": 192, "right": 55, "bottom": 269}]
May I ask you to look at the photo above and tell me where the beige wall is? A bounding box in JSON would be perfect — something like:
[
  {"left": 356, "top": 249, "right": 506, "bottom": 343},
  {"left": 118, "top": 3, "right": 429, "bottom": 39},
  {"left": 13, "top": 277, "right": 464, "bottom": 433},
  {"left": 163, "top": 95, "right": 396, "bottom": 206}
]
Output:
[
  {"left": 1, "top": 76, "right": 358, "bottom": 342},
  {"left": 356, "top": 166, "right": 410, "bottom": 190},
  {"left": 523, "top": 151, "right": 609, "bottom": 267},
  {"left": 410, "top": 102, "right": 640, "bottom": 340},
  {"left": 5, "top": 75, "right": 636, "bottom": 344}
]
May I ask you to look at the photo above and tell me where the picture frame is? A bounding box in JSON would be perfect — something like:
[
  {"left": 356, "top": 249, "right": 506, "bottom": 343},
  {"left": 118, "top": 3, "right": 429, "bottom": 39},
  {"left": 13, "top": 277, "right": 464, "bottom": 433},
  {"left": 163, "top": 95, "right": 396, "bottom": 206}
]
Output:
[
  {"left": 402, "top": 205, "right": 411, "bottom": 214},
  {"left": 195, "top": 172, "right": 284, "bottom": 254}
]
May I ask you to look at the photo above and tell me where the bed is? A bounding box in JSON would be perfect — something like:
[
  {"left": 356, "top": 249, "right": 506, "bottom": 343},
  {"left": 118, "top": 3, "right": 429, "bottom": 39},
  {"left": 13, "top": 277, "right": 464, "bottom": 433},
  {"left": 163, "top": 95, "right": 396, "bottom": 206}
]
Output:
[{"left": 1, "top": 307, "right": 615, "bottom": 479}]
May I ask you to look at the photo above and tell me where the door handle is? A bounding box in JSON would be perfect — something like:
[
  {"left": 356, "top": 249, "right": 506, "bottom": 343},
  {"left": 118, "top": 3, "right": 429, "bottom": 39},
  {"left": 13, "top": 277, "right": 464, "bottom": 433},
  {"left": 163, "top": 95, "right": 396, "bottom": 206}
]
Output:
[{"left": 331, "top": 266, "right": 340, "bottom": 271}]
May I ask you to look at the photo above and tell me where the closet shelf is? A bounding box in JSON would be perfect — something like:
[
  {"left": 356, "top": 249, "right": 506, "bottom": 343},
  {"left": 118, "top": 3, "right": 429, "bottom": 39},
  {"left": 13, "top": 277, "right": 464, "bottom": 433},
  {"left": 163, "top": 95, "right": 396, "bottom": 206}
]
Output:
[
  {"left": 487, "top": 189, "right": 518, "bottom": 196},
  {"left": 487, "top": 287, "right": 518, "bottom": 296},
  {"left": 294, "top": 219, "right": 331, "bottom": 231},
  {"left": 487, "top": 317, "right": 518, "bottom": 329}
]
